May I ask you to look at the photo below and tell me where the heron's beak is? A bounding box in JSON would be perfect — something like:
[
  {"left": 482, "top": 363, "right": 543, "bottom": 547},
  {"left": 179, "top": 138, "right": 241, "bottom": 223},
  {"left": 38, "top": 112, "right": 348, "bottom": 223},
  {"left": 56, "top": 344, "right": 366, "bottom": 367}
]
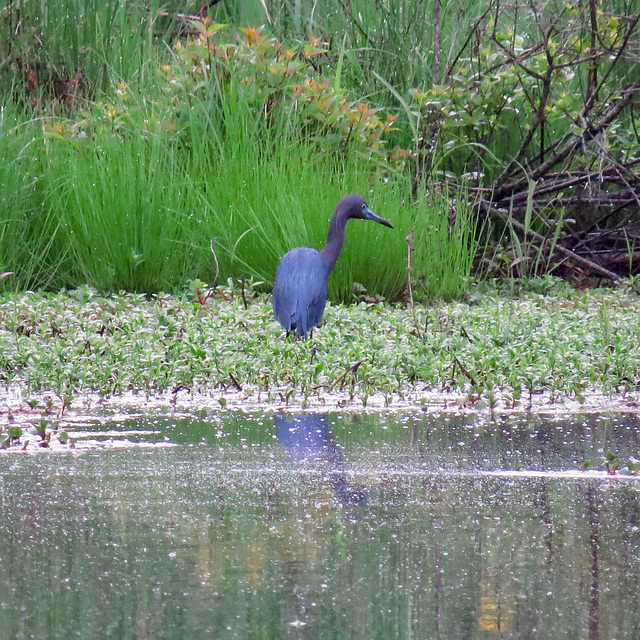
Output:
[{"left": 364, "top": 206, "right": 394, "bottom": 229}]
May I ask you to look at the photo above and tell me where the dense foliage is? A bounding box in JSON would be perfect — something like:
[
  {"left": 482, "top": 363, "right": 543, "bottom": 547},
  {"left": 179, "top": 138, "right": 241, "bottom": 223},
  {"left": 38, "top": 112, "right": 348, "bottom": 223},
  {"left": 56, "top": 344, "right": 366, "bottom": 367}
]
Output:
[{"left": 1, "top": 0, "right": 638, "bottom": 295}]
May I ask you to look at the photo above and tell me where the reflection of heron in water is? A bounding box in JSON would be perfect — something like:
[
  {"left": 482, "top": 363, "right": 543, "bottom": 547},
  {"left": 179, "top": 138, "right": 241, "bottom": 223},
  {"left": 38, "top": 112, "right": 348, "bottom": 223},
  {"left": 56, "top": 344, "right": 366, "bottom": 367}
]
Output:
[{"left": 274, "top": 413, "right": 366, "bottom": 506}]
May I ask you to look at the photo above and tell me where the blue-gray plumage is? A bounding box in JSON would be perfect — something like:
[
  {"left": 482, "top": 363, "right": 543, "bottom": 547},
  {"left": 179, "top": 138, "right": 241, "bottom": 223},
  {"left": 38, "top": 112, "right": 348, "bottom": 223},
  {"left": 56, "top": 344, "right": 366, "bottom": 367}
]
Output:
[{"left": 272, "top": 194, "right": 393, "bottom": 337}]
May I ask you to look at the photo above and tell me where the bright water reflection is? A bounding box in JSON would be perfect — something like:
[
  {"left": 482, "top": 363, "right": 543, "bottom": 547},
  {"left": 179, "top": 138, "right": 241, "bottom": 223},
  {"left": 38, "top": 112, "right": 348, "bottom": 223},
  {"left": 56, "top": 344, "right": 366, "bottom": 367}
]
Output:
[{"left": 1, "top": 411, "right": 640, "bottom": 639}]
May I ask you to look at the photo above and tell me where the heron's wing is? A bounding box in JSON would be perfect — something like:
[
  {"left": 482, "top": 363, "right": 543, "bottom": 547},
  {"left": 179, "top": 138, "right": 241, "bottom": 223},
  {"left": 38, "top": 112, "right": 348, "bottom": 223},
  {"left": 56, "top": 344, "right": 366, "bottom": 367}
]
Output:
[{"left": 273, "top": 248, "right": 329, "bottom": 336}]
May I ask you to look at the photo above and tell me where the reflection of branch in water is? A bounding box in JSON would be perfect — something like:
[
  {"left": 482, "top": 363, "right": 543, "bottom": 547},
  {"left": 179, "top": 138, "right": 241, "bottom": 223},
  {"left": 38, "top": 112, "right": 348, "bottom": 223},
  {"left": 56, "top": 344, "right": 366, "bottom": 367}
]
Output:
[
  {"left": 274, "top": 413, "right": 367, "bottom": 506},
  {"left": 433, "top": 518, "right": 443, "bottom": 640},
  {"left": 587, "top": 485, "right": 600, "bottom": 640},
  {"left": 538, "top": 480, "right": 554, "bottom": 565}
]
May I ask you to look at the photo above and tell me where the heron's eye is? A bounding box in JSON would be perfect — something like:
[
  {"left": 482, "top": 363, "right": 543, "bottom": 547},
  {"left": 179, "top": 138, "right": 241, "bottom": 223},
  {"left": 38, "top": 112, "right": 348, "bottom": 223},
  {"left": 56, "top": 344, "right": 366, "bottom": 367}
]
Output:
[{"left": 361, "top": 204, "right": 366, "bottom": 211}]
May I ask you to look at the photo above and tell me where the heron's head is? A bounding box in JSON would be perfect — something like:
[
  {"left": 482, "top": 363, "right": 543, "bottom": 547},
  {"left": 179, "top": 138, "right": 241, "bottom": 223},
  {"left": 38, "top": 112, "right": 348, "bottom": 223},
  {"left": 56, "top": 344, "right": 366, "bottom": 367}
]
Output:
[{"left": 337, "top": 194, "right": 394, "bottom": 228}]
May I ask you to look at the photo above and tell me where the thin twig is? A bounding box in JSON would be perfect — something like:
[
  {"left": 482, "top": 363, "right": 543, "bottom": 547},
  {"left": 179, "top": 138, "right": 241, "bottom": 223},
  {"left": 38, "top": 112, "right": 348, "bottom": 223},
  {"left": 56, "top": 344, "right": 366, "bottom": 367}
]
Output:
[
  {"left": 405, "top": 228, "right": 422, "bottom": 339},
  {"left": 330, "top": 361, "right": 363, "bottom": 392},
  {"left": 452, "top": 356, "right": 477, "bottom": 387}
]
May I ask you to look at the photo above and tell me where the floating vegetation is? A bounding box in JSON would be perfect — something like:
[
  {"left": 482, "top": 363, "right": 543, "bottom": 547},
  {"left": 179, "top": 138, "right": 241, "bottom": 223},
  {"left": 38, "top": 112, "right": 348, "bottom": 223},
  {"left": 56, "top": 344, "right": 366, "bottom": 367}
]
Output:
[{"left": 0, "top": 282, "right": 639, "bottom": 423}]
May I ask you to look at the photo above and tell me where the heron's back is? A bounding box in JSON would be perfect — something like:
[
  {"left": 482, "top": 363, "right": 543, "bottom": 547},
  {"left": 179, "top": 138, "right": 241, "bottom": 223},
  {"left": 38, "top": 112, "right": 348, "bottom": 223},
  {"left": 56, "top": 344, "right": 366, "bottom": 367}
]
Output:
[{"left": 272, "top": 247, "right": 330, "bottom": 337}]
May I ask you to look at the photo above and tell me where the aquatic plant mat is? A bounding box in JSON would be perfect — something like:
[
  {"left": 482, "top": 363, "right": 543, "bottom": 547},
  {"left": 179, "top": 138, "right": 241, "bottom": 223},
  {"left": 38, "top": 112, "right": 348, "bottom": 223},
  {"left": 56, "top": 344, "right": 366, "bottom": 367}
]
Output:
[{"left": 1, "top": 280, "right": 640, "bottom": 448}]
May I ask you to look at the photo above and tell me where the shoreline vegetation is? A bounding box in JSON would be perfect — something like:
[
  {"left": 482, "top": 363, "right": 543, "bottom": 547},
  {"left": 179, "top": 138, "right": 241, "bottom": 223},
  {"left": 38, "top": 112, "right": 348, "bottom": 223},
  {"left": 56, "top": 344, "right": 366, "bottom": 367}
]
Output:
[
  {"left": 2, "top": 1, "right": 639, "bottom": 298},
  {"left": 1, "top": 281, "right": 640, "bottom": 428}
]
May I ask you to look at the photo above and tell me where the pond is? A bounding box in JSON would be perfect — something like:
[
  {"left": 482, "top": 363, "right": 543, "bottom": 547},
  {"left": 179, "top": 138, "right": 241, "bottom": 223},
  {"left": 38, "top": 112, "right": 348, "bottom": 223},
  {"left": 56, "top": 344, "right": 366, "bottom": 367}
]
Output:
[{"left": 2, "top": 409, "right": 640, "bottom": 639}]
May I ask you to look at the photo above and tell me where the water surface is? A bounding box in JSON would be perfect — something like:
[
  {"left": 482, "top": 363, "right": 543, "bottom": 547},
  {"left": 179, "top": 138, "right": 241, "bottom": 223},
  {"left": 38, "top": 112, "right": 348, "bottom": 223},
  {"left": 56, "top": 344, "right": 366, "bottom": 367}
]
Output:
[{"left": 2, "top": 410, "right": 640, "bottom": 639}]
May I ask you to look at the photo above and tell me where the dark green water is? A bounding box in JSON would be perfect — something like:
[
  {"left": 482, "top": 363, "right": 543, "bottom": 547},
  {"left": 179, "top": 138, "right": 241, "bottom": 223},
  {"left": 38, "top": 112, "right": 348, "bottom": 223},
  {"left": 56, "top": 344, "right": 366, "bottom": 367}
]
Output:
[{"left": 2, "top": 411, "right": 640, "bottom": 639}]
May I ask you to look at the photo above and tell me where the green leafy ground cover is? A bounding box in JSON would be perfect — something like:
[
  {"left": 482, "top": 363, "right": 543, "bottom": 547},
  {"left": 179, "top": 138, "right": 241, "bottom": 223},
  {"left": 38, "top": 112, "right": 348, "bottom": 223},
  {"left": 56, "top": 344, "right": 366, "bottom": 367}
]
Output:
[{"left": 0, "top": 280, "right": 638, "bottom": 414}]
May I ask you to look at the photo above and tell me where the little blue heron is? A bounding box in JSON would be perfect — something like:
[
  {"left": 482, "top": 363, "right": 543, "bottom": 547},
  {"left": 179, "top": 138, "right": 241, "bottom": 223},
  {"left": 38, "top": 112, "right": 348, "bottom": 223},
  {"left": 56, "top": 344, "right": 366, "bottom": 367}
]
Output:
[{"left": 272, "top": 194, "right": 393, "bottom": 337}]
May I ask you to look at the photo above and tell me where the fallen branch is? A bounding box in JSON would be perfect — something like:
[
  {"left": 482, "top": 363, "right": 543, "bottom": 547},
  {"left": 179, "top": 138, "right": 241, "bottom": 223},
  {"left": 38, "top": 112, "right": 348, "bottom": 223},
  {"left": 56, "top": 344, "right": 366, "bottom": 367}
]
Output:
[{"left": 480, "top": 200, "right": 623, "bottom": 282}]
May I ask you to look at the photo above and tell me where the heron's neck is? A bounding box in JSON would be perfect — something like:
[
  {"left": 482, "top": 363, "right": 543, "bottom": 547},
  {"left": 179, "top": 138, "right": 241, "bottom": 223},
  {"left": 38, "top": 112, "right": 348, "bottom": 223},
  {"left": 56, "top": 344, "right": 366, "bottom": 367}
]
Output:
[{"left": 319, "top": 209, "right": 348, "bottom": 272}]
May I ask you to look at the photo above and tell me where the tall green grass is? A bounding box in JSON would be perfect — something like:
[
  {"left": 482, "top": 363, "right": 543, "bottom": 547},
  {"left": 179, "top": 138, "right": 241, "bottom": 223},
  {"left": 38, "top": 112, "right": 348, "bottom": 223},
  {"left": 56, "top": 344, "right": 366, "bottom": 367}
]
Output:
[
  {"left": 43, "top": 134, "right": 201, "bottom": 291},
  {"left": 1, "top": 86, "right": 475, "bottom": 301},
  {"left": 195, "top": 141, "right": 476, "bottom": 302},
  {"left": 0, "top": 0, "right": 482, "bottom": 301},
  {"left": 0, "top": 105, "right": 68, "bottom": 290},
  {"left": 2, "top": 0, "right": 178, "bottom": 84}
]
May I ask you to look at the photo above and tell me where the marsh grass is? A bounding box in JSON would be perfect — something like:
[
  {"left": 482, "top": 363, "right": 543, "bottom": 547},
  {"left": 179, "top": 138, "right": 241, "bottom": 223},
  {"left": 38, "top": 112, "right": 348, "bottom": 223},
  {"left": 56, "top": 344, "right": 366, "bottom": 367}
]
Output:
[
  {"left": 44, "top": 133, "right": 201, "bottom": 291},
  {"left": 0, "top": 106, "right": 69, "bottom": 290},
  {"left": 180, "top": 129, "right": 476, "bottom": 302},
  {"left": 3, "top": 0, "right": 177, "bottom": 83},
  {"left": 1, "top": 59, "right": 477, "bottom": 300},
  {"left": 159, "top": 86, "right": 476, "bottom": 302}
]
